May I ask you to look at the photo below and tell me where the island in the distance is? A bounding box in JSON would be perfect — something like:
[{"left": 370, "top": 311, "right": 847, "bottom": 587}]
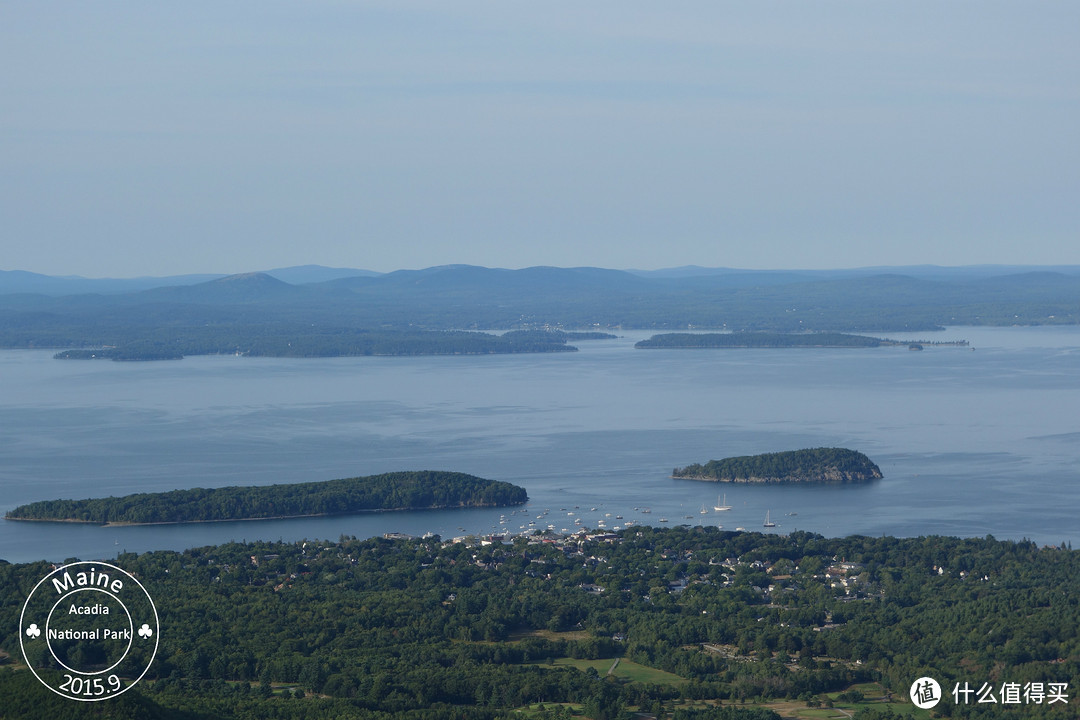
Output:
[
  {"left": 635, "top": 332, "right": 968, "bottom": 349},
  {"left": 52, "top": 329, "right": 617, "bottom": 361},
  {"left": 4, "top": 471, "right": 528, "bottom": 525},
  {"left": 672, "top": 448, "right": 883, "bottom": 484}
]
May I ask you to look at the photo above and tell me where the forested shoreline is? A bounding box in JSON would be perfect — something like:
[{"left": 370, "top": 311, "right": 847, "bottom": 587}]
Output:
[
  {"left": 4, "top": 472, "right": 528, "bottom": 525},
  {"left": 47, "top": 329, "right": 611, "bottom": 361},
  {"left": 1, "top": 527, "right": 1075, "bottom": 719}
]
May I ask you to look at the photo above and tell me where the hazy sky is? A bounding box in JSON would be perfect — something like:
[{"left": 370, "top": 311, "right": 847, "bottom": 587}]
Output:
[{"left": 2, "top": 1, "right": 1078, "bottom": 277}]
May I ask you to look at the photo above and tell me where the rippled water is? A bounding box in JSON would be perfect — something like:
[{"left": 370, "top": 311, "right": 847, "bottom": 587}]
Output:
[{"left": 2, "top": 326, "right": 1078, "bottom": 563}]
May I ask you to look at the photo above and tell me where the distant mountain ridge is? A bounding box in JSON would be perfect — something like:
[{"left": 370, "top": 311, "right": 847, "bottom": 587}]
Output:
[
  {"left": 1, "top": 265, "right": 1078, "bottom": 357},
  {"left": 0, "top": 269, "right": 227, "bottom": 296},
  {"left": 0, "top": 265, "right": 382, "bottom": 296},
  {"left": 5, "top": 263, "right": 1079, "bottom": 297},
  {"left": 137, "top": 272, "right": 300, "bottom": 304},
  {"left": 626, "top": 264, "right": 1080, "bottom": 281}
]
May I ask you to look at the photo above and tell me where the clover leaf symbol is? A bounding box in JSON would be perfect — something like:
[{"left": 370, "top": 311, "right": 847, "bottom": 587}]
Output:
[
  {"left": 138, "top": 624, "right": 153, "bottom": 639},
  {"left": 25, "top": 623, "right": 41, "bottom": 638}
]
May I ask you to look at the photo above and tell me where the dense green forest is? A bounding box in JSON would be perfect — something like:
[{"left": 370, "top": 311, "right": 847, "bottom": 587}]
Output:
[
  {"left": 1, "top": 528, "right": 1076, "bottom": 719},
  {"left": 673, "top": 449, "right": 884, "bottom": 484},
  {"left": 4, "top": 472, "right": 528, "bottom": 524}
]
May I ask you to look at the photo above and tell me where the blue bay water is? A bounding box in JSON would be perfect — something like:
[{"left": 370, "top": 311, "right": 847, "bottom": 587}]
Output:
[{"left": 1, "top": 326, "right": 1078, "bottom": 563}]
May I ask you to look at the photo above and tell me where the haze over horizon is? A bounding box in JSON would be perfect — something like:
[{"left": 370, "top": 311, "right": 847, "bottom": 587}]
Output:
[
  {"left": 3, "top": 1, "right": 1078, "bottom": 277},
  {"left": 8, "top": 261, "right": 1080, "bottom": 285}
]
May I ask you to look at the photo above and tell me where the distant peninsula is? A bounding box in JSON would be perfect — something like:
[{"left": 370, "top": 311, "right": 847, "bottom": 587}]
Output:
[
  {"left": 51, "top": 329, "right": 616, "bottom": 362},
  {"left": 672, "top": 448, "right": 883, "bottom": 484},
  {"left": 4, "top": 471, "right": 528, "bottom": 525},
  {"left": 636, "top": 332, "right": 968, "bottom": 349}
]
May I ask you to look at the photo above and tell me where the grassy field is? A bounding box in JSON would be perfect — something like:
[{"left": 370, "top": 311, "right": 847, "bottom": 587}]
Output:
[
  {"left": 540, "top": 657, "right": 688, "bottom": 685},
  {"left": 757, "top": 701, "right": 926, "bottom": 720},
  {"left": 508, "top": 629, "right": 592, "bottom": 642},
  {"left": 633, "top": 683, "right": 925, "bottom": 720},
  {"left": 513, "top": 702, "right": 586, "bottom": 717},
  {"left": 528, "top": 660, "right": 927, "bottom": 719},
  {"left": 755, "top": 682, "right": 928, "bottom": 720}
]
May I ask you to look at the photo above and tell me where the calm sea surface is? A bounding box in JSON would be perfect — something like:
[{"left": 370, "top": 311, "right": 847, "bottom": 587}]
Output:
[{"left": 1, "top": 326, "right": 1078, "bottom": 563}]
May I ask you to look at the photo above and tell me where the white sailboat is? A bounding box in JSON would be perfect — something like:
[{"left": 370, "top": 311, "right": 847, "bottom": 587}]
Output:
[
  {"left": 713, "top": 493, "right": 732, "bottom": 511},
  {"left": 699, "top": 503, "right": 708, "bottom": 515},
  {"left": 763, "top": 510, "right": 776, "bottom": 528}
]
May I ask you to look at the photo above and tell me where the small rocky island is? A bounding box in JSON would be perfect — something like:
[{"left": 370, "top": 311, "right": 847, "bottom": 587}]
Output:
[
  {"left": 672, "top": 448, "right": 883, "bottom": 484},
  {"left": 4, "top": 471, "right": 528, "bottom": 525}
]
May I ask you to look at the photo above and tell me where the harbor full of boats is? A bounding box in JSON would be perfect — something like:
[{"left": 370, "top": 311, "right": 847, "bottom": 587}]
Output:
[{"left": 469, "top": 498, "right": 797, "bottom": 541}]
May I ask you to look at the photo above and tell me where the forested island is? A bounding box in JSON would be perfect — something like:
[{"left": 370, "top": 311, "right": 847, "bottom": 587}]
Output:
[
  {"left": 2, "top": 266, "right": 1076, "bottom": 363},
  {"left": 636, "top": 332, "right": 969, "bottom": 349},
  {"left": 673, "top": 448, "right": 883, "bottom": 484},
  {"left": 4, "top": 471, "right": 527, "bottom": 525},
  {"left": 50, "top": 329, "right": 615, "bottom": 362},
  {"left": 1, "top": 527, "right": 1076, "bottom": 719}
]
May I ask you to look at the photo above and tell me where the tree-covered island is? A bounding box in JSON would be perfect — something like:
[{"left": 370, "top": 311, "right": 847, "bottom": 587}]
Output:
[
  {"left": 673, "top": 448, "right": 883, "bottom": 484},
  {"left": 636, "top": 332, "right": 968, "bottom": 349},
  {"left": 50, "top": 329, "right": 616, "bottom": 361},
  {"left": 4, "top": 471, "right": 528, "bottom": 525}
]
